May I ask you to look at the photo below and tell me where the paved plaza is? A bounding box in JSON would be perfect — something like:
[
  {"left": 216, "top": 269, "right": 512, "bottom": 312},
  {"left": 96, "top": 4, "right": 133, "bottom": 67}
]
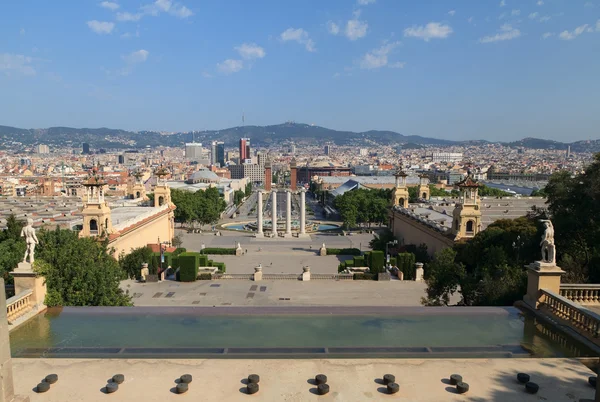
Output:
[
  {"left": 122, "top": 279, "right": 429, "bottom": 307},
  {"left": 12, "top": 357, "right": 597, "bottom": 401}
]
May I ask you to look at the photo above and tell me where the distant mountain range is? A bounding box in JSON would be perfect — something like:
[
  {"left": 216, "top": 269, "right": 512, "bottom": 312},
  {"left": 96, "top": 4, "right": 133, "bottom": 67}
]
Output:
[{"left": 0, "top": 122, "right": 598, "bottom": 153}]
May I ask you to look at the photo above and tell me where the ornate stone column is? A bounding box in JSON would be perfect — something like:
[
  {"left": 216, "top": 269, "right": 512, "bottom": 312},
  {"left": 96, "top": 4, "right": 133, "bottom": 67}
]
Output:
[
  {"left": 299, "top": 189, "right": 308, "bottom": 238},
  {"left": 285, "top": 190, "right": 292, "bottom": 238},
  {"left": 256, "top": 191, "right": 264, "bottom": 238},
  {"left": 271, "top": 190, "right": 278, "bottom": 237}
]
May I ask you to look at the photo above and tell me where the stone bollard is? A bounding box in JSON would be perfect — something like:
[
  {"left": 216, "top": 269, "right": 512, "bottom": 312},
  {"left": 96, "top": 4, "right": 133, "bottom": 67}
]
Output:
[
  {"left": 140, "top": 263, "right": 149, "bottom": 282},
  {"left": 235, "top": 242, "right": 243, "bottom": 256},
  {"left": 397, "top": 271, "right": 404, "bottom": 281},
  {"left": 319, "top": 243, "right": 327, "bottom": 256},
  {"left": 253, "top": 265, "right": 263, "bottom": 281},
  {"left": 415, "top": 263, "right": 424, "bottom": 281},
  {"left": 302, "top": 266, "right": 311, "bottom": 281}
]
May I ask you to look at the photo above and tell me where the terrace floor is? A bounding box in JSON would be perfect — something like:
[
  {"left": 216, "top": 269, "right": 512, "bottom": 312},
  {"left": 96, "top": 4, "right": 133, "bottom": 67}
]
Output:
[{"left": 12, "top": 357, "right": 597, "bottom": 401}]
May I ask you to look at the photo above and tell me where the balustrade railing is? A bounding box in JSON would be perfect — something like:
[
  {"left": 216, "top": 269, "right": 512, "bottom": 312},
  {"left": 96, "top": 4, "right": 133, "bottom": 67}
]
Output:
[
  {"left": 539, "top": 289, "right": 600, "bottom": 338},
  {"left": 6, "top": 289, "right": 33, "bottom": 323},
  {"left": 560, "top": 284, "right": 600, "bottom": 305}
]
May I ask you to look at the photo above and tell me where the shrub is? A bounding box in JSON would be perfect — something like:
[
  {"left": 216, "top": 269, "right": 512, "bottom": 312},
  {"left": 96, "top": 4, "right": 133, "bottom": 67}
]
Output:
[
  {"left": 338, "top": 263, "right": 346, "bottom": 273},
  {"left": 326, "top": 248, "right": 361, "bottom": 256},
  {"left": 173, "top": 248, "right": 186, "bottom": 256},
  {"left": 212, "top": 262, "right": 226, "bottom": 272},
  {"left": 201, "top": 248, "right": 236, "bottom": 255},
  {"left": 178, "top": 252, "right": 199, "bottom": 282},
  {"left": 198, "top": 273, "right": 212, "bottom": 280},
  {"left": 353, "top": 273, "right": 376, "bottom": 280},
  {"left": 389, "top": 257, "right": 397, "bottom": 268},
  {"left": 397, "top": 253, "right": 416, "bottom": 279},
  {"left": 198, "top": 255, "right": 209, "bottom": 267},
  {"left": 345, "top": 260, "right": 354, "bottom": 268},
  {"left": 353, "top": 256, "right": 366, "bottom": 267},
  {"left": 369, "top": 251, "right": 385, "bottom": 274}
]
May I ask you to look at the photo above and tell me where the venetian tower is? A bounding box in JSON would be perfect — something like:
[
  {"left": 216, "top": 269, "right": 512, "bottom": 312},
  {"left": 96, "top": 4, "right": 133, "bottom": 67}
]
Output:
[
  {"left": 80, "top": 172, "right": 113, "bottom": 238},
  {"left": 452, "top": 175, "right": 482, "bottom": 241},
  {"left": 391, "top": 166, "right": 409, "bottom": 208}
]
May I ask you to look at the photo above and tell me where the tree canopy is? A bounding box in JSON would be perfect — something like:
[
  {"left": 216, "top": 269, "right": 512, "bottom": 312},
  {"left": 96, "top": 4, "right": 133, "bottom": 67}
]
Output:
[
  {"left": 333, "top": 188, "right": 391, "bottom": 229},
  {"left": 34, "top": 227, "right": 131, "bottom": 307},
  {"left": 170, "top": 187, "right": 227, "bottom": 227},
  {"left": 0, "top": 214, "right": 26, "bottom": 284}
]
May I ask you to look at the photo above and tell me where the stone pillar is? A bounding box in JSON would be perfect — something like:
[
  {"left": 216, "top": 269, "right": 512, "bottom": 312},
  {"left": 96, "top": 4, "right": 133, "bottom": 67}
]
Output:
[
  {"left": 271, "top": 190, "right": 278, "bottom": 237},
  {"left": 299, "top": 189, "right": 308, "bottom": 238},
  {"left": 285, "top": 190, "right": 292, "bottom": 238},
  {"left": 524, "top": 262, "right": 565, "bottom": 309},
  {"left": 302, "top": 266, "right": 311, "bottom": 281},
  {"left": 253, "top": 265, "right": 263, "bottom": 281},
  {"left": 256, "top": 191, "right": 264, "bottom": 238},
  {"left": 415, "top": 262, "right": 424, "bottom": 281}
]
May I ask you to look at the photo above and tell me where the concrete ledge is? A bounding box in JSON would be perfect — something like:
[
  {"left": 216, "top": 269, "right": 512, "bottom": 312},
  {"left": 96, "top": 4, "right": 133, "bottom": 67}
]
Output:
[{"left": 11, "top": 357, "right": 597, "bottom": 401}]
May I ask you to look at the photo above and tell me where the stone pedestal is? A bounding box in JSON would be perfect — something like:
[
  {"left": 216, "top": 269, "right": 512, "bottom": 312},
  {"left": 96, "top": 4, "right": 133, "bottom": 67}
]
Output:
[
  {"left": 397, "top": 271, "right": 404, "bottom": 281},
  {"left": 524, "top": 262, "right": 565, "bottom": 309},
  {"left": 253, "top": 266, "right": 263, "bottom": 281},
  {"left": 302, "top": 266, "right": 311, "bottom": 281},
  {"left": 256, "top": 191, "right": 264, "bottom": 238},
  {"left": 140, "top": 263, "right": 149, "bottom": 282},
  {"left": 319, "top": 247, "right": 327, "bottom": 256},
  {"left": 11, "top": 262, "right": 46, "bottom": 311},
  {"left": 415, "top": 262, "right": 424, "bottom": 282}
]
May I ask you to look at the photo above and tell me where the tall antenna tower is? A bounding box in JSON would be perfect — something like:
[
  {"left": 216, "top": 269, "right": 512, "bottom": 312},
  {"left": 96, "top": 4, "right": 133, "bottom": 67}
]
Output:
[{"left": 242, "top": 110, "right": 245, "bottom": 126}]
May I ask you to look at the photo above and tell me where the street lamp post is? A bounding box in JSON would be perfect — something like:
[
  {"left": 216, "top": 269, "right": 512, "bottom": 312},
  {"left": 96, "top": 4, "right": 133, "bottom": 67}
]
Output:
[{"left": 386, "top": 240, "right": 398, "bottom": 268}]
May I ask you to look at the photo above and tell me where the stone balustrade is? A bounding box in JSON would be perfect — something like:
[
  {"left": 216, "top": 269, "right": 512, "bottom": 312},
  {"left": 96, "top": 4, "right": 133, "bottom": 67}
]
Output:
[
  {"left": 560, "top": 284, "right": 600, "bottom": 305},
  {"left": 6, "top": 290, "right": 33, "bottom": 324},
  {"left": 539, "top": 289, "right": 600, "bottom": 339}
]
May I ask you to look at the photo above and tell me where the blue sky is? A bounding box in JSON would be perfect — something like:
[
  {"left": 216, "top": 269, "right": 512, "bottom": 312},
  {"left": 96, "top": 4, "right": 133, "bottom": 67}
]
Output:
[{"left": 1, "top": 0, "right": 599, "bottom": 142}]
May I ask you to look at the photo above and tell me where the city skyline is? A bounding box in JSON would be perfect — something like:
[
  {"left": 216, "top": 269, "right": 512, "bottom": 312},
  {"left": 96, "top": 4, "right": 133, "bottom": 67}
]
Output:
[{"left": 1, "top": 0, "right": 600, "bottom": 142}]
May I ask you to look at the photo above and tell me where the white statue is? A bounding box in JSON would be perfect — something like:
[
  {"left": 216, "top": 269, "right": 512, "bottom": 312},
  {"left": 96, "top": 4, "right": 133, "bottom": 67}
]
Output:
[
  {"left": 540, "top": 220, "right": 556, "bottom": 264},
  {"left": 321, "top": 243, "right": 326, "bottom": 249},
  {"left": 21, "top": 218, "right": 39, "bottom": 264},
  {"left": 236, "top": 242, "right": 242, "bottom": 250}
]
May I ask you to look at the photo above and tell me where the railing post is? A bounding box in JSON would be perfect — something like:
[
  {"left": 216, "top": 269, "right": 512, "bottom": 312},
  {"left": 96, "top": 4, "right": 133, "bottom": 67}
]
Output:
[
  {"left": 524, "top": 262, "right": 565, "bottom": 309},
  {"left": 1, "top": 278, "right": 15, "bottom": 402}
]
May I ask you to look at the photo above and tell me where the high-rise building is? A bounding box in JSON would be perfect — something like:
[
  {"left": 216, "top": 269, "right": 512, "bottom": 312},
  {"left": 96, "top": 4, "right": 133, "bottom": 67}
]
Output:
[
  {"left": 359, "top": 148, "right": 368, "bottom": 156},
  {"left": 185, "top": 143, "right": 204, "bottom": 160},
  {"left": 118, "top": 155, "right": 125, "bottom": 164},
  {"left": 239, "top": 138, "right": 251, "bottom": 162},
  {"left": 82, "top": 143, "right": 90, "bottom": 155},
  {"left": 35, "top": 144, "right": 50, "bottom": 154},
  {"left": 290, "top": 158, "right": 297, "bottom": 191},
  {"left": 212, "top": 141, "right": 225, "bottom": 167},
  {"left": 324, "top": 145, "right": 331, "bottom": 156}
]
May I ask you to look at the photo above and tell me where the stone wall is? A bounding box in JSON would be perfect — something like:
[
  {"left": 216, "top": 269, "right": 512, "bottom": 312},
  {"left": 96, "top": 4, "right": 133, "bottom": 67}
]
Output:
[{"left": 389, "top": 210, "right": 454, "bottom": 256}]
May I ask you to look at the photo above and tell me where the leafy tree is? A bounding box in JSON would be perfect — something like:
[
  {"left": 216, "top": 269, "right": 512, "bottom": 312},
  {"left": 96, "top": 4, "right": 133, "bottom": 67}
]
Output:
[
  {"left": 234, "top": 190, "right": 245, "bottom": 206},
  {"left": 422, "top": 248, "right": 465, "bottom": 306},
  {"left": 0, "top": 214, "right": 26, "bottom": 283},
  {"left": 530, "top": 187, "right": 547, "bottom": 197},
  {"left": 478, "top": 185, "right": 512, "bottom": 197},
  {"left": 333, "top": 188, "right": 391, "bottom": 229},
  {"left": 172, "top": 233, "right": 183, "bottom": 248},
  {"left": 34, "top": 227, "right": 131, "bottom": 306},
  {"left": 119, "top": 246, "right": 154, "bottom": 279},
  {"left": 169, "top": 188, "right": 227, "bottom": 227},
  {"left": 245, "top": 182, "right": 253, "bottom": 197},
  {"left": 369, "top": 229, "right": 397, "bottom": 252}
]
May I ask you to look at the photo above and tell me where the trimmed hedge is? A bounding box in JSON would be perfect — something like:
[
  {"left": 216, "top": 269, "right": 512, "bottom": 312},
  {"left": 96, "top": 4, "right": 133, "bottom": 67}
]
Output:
[
  {"left": 212, "top": 262, "right": 226, "bottom": 272},
  {"left": 353, "top": 273, "right": 376, "bottom": 280},
  {"left": 198, "top": 255, "right": 209, "bottom": 267},
  {"left": 397, "top": 253, "right": 416, "bottom": 280},
  {"left": 173, "top": 248, "right": 186, "bottom": 256},
  {"left": 201, "top": 248, "right": 236, "bottom": 255},
  {"left": 369, "top": 250, "right": 385, "bottom": 274},
  {"left": 178, "top": 252, "right": 199, "bottom": 282},
  {"left": 326, "top": 248, "right": 361, "bottom": 256},
  {"left": 353, "top": 256, "right": 366, "bottom": 267},
  {"left": 198, "top": 273, "right": 212, "bottom": 280}
]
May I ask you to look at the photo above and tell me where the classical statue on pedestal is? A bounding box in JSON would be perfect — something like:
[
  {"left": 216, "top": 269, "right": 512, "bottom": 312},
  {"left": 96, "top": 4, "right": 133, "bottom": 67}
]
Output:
[
  {"left": 540, "top": 219, "right": 556, "bottom": 264},
  {"left": 21, "top": 218, "right": 39, "bottom": 264}
]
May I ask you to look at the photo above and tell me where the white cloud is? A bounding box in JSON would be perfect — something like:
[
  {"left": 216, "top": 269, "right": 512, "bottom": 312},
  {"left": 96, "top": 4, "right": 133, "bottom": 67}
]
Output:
[
  {"left": 359, "top": 41, "right": 402, "bottom": 69},
  {"left": 537, "top": 0, "right": 544, "bottom": 5},
  {"left": 478, "top": 24, "right": 521, "bottom": 43},
  {"left": 597, "top": 19, "right": 600, "bottom": 30},
  {"left": 100, "top": 1, "right": 119, "bottom": 10},
  {"left": 345, "top": 16, "right": 368, "bottom": 40},
  {"left": 448, "top": 10, "right": 456, "bottom": 16},
  {"left": 500, "top": 0, "right": 506, "bottom": 6},
  {"left": 122, "top": 49, "right": 149, "bottom": 63},
  {"left": 529, "top": 12, "right": 539, "bottom": 19},
  {"left": 217, "top": 59, "right": 243, "bottom": 74},
  {"left": 280, "top": 28, "right": 316, "bottom": 52},
  {"left": 0, "top": 53, "right": 36, "bottom": 76},
  {"left": 539, "top": 16, "right": 551, "bottom": 22},
  {"left": 403, "top": 22, "right": 453, "bottom": 41},
  {"left": 542, "top": 32, "right": 553, "bottom": 39},
  {"left": 327, "top": 21, "right": 340, "bottom": 35},
  {"left": 559, "top": 24, "right": 589, "bottom": 40},
  {"left": 19, "top": 28, "right": 25, "bottom": 35},
  {"left": 468, "top": 16, "right": 474, "bottom": 24},
  {"left": 388, "top": 61, "right": 406, "bottom": 69},
  {"left": 201, "top": 71, "right": 213, "bottom": 78},
  {"left": 235, "top": 43, "right": 265, "bottom": 60},
  {"left": 87, "top": 20, "right": 115, "bottom": 34},
  {"left": 357, "top": 0, "right": 376, "bottom": 5},
  {"left": 511, "top": 9, "right": 520, "bottom": 16},
  {"left": 585, "top": 2, "right": 594, "bottom": 8},
  {"left": 117, "top": 12, "right": 142, "bottom": 21}
]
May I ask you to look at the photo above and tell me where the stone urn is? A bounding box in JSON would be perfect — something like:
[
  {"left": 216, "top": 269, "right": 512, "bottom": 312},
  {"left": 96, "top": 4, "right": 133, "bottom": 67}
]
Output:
[
  {"left": 303, "top": 266, "right": 311, "bottom": 273},
  {"left": 254, "top": 265, "right": 263, "bottom": 273}
]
